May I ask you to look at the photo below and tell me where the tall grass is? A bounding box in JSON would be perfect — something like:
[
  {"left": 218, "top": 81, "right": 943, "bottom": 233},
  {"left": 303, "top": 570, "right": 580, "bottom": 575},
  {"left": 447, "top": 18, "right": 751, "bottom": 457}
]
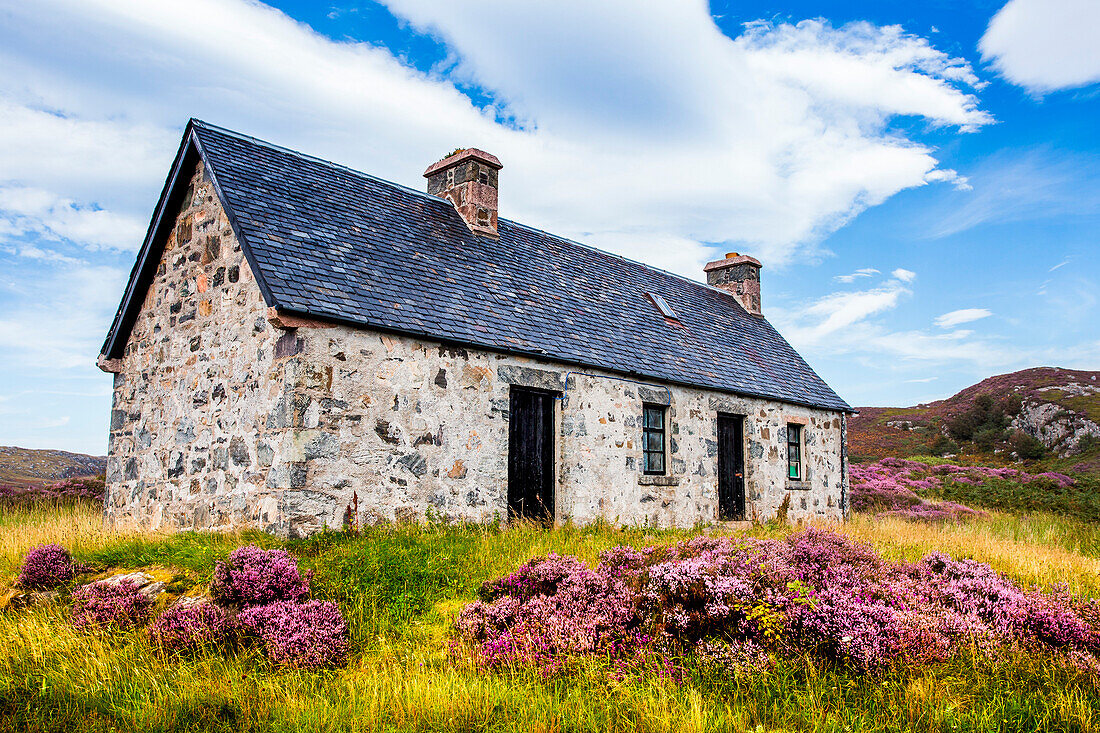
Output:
[{"left": 2, "top": 503, "right": 1099, "bottom": 731}]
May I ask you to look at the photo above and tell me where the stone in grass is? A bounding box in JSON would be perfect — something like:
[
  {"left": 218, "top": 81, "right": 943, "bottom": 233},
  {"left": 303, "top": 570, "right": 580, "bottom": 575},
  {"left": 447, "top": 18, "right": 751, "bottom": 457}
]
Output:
[{"left": 97, "top": 571, "right": 169, "bottom": 601}]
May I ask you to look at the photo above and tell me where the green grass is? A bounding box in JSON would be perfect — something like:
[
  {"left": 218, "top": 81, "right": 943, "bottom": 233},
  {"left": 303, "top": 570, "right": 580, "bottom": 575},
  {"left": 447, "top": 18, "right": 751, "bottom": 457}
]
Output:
[
  {"left": 931, "top": 474, "right": 1100, "bottom": 525},
  {"left": 2, "top": 503, "right": 1100, "bottom": 732}
]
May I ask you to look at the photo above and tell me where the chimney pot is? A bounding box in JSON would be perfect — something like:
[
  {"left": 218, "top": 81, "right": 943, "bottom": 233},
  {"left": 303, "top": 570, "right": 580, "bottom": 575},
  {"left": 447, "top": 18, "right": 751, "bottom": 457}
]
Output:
[
  {"left": 704, "top": 253, "right": 763, "bottom": 315},
  {"left": 424, "top": 148, "right": 502, "bottom": 237}
]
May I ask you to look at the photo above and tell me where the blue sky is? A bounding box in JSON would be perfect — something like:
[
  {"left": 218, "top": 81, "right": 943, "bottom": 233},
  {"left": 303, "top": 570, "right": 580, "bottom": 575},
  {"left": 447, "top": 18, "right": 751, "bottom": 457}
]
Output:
[{"left": 0, "top": 0, "right": 1097, "bottom": 455}]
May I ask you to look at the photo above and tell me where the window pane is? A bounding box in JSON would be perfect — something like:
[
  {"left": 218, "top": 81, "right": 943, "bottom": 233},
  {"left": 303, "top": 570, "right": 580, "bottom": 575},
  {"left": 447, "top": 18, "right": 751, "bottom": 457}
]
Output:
[
  {"left": 649, "top": 452, "right": 664, "bottom": 474},
  {"left": 644, "top": 407, "right": 664, "bottom": 429},
  {"left": 789, "top": 463, "right": 799, "bottom": 479}
]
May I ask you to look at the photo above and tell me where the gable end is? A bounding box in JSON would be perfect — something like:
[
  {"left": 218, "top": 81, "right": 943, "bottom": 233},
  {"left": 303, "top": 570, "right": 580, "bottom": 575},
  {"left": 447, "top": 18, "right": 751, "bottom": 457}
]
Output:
[{"left": 99, "top": 120, "right": 278, "bottom": 362}]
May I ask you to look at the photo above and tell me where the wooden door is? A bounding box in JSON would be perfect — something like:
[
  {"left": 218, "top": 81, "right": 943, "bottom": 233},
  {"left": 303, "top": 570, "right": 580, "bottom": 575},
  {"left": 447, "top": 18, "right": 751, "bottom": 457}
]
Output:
[
  {"left": 508, "top": 387, "right": 555, "bottom": 522},
  {"left": 717, "top": 413, "right": 745, "bottom": 520}
]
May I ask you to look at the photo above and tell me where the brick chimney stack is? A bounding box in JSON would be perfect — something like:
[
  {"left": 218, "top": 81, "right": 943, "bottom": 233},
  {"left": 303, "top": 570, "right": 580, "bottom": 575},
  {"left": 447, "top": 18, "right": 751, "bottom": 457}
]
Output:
[
  {"left": 704, "top": 252, "right": 763, "bottom": 315},
  {"left": 424, "top": 148, "right": 502, "bottom": 238}
]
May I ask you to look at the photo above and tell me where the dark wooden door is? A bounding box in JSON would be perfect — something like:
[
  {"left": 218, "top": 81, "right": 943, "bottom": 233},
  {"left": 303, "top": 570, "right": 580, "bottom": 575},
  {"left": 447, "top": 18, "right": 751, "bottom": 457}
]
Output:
[
  {"left": 508, "top": 387, "right": 555, "bottom": 522},
  {"left": 717, "top": 413, "right": 745, "bottom": 520}
]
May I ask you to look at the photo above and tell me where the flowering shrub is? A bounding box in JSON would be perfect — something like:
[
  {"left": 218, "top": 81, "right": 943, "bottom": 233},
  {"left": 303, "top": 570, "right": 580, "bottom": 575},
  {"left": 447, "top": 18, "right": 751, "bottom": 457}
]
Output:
[
  {"left": 0, "top": 476, "right": 105, "bottom": 506},
  {"left": 148, "top": 600, "right": 234, "bottom": 652},
  {"left": 455, "top": 529, "right": 1100, "bottom": 676},
  {"left": 70, "top": 579, "right": 152, "bottom": 630},
  {"left": 849, "top": 458, "right": 1074, "bottom": 521},
  {"left": 16, "top": 544, "right": 75, "bottom": 589},
  {"left": 211, "top": 545, "right": 310, "bottom": 608},
  {"left": 456, "top": 553, "right": 640, "bottom": 673},
  {"left": 237, "top": 600, "right": 348, "bottom": 668}
]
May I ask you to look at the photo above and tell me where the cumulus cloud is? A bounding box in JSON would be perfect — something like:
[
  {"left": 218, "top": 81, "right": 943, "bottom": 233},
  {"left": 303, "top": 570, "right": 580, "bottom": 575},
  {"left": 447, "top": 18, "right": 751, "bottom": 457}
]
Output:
[
  {"left": 0, "top": 186, "right": 146, "bottom": 251},
  {"left": 0, "top": 0, "right": 997, "bottom": 450},
  {"left": 935, "top": 308, "right": 993, "bottom": 328},
  {"left": 891, "top": 268, "right": 917, "bottom": 282},
  {"left": 0, "top": 0, "right": 990, "bottom": 276},
  {"left": 980, "top": 0, "right": 1100, "bottom": 94}
]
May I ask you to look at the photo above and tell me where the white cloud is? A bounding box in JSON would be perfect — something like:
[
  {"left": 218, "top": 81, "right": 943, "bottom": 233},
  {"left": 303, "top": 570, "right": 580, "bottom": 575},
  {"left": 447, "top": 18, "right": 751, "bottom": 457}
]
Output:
[
  {"left": 0, "top": 186, "right": 146, "bottom": 251},
  {"left": 772, "top": 277, "right": 1095, "bottom": 377},
  {"left": 935, "top": 308, "right": 993, "bottom": 328},
  {"left": 0, "top": 0, "right": 1000, "bottom": 451},
  {"left": 777, "top": 276, "right": 912, "bottom": 344},
  {"left": 905, "top": 377, "right": 938, "bottom": 383},
  {"left": 0, "top": 0, "right": 991, "bottom": 275},
  {"left": 891, "top": 268, "right": 917, "bottom": 282},
  {"left": 979, "top": 0, "right": 1100, "bottom": 94},
  {"left": 0, "top": 263, "right": 127, "bottom": 369},
  {"left": 834, "top": 267, "right": 879, "bottom": 283}
]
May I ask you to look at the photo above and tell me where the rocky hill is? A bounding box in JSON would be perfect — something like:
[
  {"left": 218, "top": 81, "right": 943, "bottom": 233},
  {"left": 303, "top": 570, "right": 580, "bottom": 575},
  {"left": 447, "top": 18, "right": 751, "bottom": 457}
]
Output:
[
  {"left": 849, "top": 367, "right": 1100, "bottom": 470},
  {"left": 0, "top": 446, "right": 107, "bottom": 488}
]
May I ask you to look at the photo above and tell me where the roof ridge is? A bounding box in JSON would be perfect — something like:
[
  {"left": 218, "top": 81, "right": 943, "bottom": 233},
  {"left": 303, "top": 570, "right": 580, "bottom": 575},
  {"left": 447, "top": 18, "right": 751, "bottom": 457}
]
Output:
[
  {"left": 189, "top": 118, "right": 457, "bottom": 211},
  {"left": 189, "top": 119, "right": 733, "bottom": 301}
]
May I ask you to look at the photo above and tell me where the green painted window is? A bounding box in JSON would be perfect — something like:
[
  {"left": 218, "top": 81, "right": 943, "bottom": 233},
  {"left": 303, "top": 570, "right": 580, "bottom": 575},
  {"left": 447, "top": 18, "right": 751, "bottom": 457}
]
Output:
[{"left": 787, "top": 424, "right": 802, "bottom": 481}]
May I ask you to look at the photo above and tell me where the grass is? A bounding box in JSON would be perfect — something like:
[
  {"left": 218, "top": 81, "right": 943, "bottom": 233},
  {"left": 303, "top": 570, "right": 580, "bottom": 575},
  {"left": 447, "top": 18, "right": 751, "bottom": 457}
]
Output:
[
  {"left": 928, "top": 473, "right": 1100, "bottom": 525},
  {"left": 3, "top": 502, "right": 1100, "bottom": 732}
]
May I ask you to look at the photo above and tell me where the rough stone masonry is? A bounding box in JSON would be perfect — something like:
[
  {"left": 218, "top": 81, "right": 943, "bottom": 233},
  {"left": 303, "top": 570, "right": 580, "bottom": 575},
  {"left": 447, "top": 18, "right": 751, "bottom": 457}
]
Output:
[{"left": 102, "top": 127, "right": 850, "bottom": 537}]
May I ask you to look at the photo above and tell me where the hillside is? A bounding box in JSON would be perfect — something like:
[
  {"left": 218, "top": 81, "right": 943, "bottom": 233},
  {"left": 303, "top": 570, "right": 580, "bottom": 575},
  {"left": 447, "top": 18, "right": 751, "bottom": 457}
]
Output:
[
  {"left": 0, "top": 446, "right": 106, "bottom": 488},
  {"left": 849, "top": 367, "right": 1100, "bottom": 470}
]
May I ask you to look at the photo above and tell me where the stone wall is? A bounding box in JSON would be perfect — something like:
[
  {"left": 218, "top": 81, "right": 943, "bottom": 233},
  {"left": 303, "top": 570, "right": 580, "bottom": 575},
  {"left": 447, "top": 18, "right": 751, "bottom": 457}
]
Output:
[
  {"left": 257, "top": 325, "right": 846, "bottom": 535},
  {"left": 106, "top": 162, "right": 847, "bottom": 536},
  {"left": 106, "top": 160, "right": 286, "bottom": 531}
]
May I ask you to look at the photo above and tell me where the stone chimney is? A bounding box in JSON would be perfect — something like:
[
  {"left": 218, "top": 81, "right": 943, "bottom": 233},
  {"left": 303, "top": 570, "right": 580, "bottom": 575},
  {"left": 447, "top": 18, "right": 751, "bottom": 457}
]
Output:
[
  {"left": 423, "top": 148, "right": 502, "bottom": 237},
  {"left": 704, "top": 252, "right": 763, "bottom": 315}
]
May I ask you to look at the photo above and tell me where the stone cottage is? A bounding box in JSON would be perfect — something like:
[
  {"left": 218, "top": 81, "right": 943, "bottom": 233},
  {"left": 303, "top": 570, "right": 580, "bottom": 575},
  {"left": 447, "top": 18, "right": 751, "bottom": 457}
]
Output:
[{"left": 98, "top": 120, "right": 853, "bottom": 537}]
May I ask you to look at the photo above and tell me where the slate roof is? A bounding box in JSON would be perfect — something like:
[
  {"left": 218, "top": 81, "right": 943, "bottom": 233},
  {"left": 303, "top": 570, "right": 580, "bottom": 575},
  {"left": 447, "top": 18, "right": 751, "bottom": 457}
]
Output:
[{"left": 102, "top": 120, "right": 851, "bottom": 413}]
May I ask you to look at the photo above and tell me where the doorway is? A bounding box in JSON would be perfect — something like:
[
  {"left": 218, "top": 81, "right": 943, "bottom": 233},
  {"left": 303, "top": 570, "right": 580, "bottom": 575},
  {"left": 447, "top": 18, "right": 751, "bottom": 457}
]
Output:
[
  {"left": 507, "top": 387, "right": 556, "bottom": 522},
  {"left": 717, "top": 413, "right": 745, "bottom": 521}
]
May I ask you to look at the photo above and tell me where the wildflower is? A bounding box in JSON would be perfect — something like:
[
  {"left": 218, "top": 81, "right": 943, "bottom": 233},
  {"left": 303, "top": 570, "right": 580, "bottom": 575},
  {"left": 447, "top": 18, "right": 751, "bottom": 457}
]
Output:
[
  {"left": 238, "top": 600, "right": 348, "bottom": 668},
  {"left": 16, "top": 544, "right": 75, "bottom": 589},
  {"left": 71, "top": 579, "right": 152, "bottom": 629},
  {"left": 211, "top": 545, "right": 310, "bottom": 608},
  {"left": 148, "top": 600, "right": 234, "bottom": 652}
]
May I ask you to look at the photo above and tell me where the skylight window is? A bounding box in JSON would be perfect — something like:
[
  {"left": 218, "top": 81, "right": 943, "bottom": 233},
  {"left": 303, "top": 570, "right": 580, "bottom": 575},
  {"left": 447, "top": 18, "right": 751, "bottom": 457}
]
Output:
[{"left": 648, "top": 293, "right": 679, "bottom": 321}]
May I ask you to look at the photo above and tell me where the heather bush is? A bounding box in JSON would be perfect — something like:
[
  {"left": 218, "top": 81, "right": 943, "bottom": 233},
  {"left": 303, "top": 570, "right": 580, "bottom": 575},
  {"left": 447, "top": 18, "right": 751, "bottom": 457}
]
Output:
[
  {"left": 455, "top": 529, "right": 1100, "bottom": 676},
  {"left": 457, "top": 553, "right": 640, "bottom": 673},
  {"left": 70, "top": 579, "right": 152, "bottom": 630},
  {"left": 849, "top": 458, "right": 1077, "bottom": 521},
  {"left": 16, "top": 544, "right": 75, "bottom": 589},
  {"left": 211, "top": 545, "right": 310, "bottom": 608},
  {"left": 147, "top": 600, "right": 234, "bottom": 653},
  {"left": 0, "top": 476, "right": 104, "bottom": 507},
  {"left": 237, "top": 600, "right": 349, "bottom": 669}
]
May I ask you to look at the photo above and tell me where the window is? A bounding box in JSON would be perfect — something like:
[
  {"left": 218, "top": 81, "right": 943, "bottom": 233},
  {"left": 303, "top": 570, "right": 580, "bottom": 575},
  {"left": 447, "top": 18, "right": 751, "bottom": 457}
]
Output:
[
  {"left": 643, "top": 404, "right": 666, "bottom": 475},
  {"left": 647, "top": 292, "right": 679, "bottom": 321},
  {"left": 478, "top": 166, "right": 489, "bottom": 184},
  {"left": 787, "top": 424, "right": 802, "bottom": 480}
]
